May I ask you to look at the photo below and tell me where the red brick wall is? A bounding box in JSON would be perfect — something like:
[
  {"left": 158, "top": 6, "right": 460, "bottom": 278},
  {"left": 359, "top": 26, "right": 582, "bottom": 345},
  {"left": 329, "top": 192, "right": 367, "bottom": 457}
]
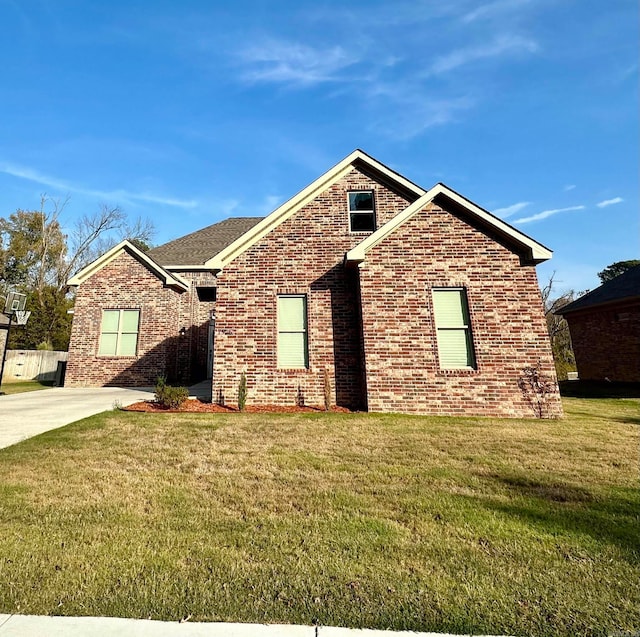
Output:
[
  {"left": 565, "top": 302, "right": 640, "bottom": 382},
  {"left": 358, "top": 202, "right": 562, "bottom": 418},
  {"left": 173, "top": 271, "right": 217, "bottom": 382},
  {"left": 212, "top": 167, "right": 413, "bottom": 408},
  {"left": 66, "top": 251, "right": 185, "bottom": 387}
]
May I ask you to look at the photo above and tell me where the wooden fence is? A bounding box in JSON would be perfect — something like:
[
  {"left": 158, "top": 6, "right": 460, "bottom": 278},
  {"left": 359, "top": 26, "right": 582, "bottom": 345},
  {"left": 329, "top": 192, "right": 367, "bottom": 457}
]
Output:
[{"left": 4, "top": 350, "right": 68, "bottom": 382}]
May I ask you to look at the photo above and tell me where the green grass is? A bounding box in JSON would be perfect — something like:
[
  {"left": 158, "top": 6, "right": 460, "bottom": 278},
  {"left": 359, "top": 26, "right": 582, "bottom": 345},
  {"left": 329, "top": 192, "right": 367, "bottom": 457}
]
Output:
[
  {"left": 0, "top": 379, "right": 54, "bottom": 395},
  {"left": 0, "top": 398, "right": 638, "bottom": 636}
]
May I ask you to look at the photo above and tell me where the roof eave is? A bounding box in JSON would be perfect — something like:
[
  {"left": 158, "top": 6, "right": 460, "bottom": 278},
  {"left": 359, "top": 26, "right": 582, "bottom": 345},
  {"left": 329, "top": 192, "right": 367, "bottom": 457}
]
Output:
[
  {"left": 205, "top": 149, "right": 427, "bottom": 271},
  {"left": 345, "top": 184, "right": 553, "bottom": 265},
  {"left": 557, "top": 294, "right": 640, "bottom": 316},
  {"left": 163, "top": 264, "right": 218, "bottom": 272},
  {"left": 67, "top": 240, "right": 190, "bottom": 292}
]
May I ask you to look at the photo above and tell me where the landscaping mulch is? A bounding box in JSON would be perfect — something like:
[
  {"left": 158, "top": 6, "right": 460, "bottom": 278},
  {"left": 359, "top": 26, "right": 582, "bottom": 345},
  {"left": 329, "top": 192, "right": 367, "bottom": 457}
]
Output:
[{"left": 124, "top": 400, "right": 352, "bottom": 414}]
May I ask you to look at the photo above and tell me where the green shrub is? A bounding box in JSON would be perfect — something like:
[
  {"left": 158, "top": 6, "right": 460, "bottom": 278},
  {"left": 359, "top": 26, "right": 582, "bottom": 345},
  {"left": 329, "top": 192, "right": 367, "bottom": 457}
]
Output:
[
  {"left": 154, "top": 375, "right": 167, "bottom": 403},
  {"left": 323, "top": 368, "right": 332, "bottom": 411},
  {"left": 155, "top": 376, "right": 189, "bottom": 409},
  {"left": 237, "top": 372, "right": 247, "bottom": 411}
]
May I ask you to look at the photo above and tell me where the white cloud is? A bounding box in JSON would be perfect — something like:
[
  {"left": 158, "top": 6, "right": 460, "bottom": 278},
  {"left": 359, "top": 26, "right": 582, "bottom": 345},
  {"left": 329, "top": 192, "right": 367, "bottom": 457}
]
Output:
[
  {"left": 0, "top": 162, "right": 198, "bottom": 209},
  {"left": 493, "top": 201, "right": 531, "bottom": 218},
  {"left": 514, "top": 205, "right": 585, "bottom": 224},
  {"left": 564, "top": 184, "right": 576, "bottom": 191},
  {"left": 462, "top": 0, "right": 535, "bottom": 23},
  {"left": 238, "top": 40, "right": 358, "bottom": 86},
  {"left": 596, "top": 197, "right": 623, "bottom": 208},
  {"left": 367, "top": 89, "right": 475, "bottom": 139},
  {"left": 260, "top": 194, "right": 282, "bottom": 214},
  {"left": 428, "top": 35, "right": 538, "bottom": 75}
]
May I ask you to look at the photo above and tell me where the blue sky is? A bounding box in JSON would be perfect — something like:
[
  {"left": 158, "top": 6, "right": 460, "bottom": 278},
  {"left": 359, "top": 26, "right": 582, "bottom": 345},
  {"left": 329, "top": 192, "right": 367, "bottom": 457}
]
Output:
[{"left": 0, "top": 0, "right": 637, "bottom": 295}]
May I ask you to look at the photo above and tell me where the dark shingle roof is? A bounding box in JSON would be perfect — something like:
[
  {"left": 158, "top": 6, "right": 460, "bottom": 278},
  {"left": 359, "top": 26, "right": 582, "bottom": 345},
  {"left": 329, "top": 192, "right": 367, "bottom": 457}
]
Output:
[
  {"left": 557, "top": 265, "right": 640, "bottom": 315},
  {"left": 148, "top": 217, "right": 264, "bottom": 266}
]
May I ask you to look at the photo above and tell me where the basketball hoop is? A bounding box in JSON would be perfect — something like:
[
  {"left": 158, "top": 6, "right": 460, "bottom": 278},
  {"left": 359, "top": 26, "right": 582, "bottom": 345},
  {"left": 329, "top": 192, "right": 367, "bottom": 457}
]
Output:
[
  {"left": 4, "top": 291, "right": 26, "bottom": 314},
  {"left": 13, "top": 310, "right": 31, "bottom": 326}
]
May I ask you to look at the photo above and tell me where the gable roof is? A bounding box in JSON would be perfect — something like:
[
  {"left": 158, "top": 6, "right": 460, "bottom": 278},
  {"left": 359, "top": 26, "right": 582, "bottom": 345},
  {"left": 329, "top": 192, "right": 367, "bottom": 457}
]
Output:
[
  {"left": 346, "top": 183, "right": 552, "bottom": 265},
  {"left": 67, "top": 150, "right": 553, "bottom": 283},
  {"left": 148, "top": 217, "right": 264, "bottom": 267},
  {"left": 204, "top": 149, "right": 426, "bottom": 271},
  {"left": 67, "top": 240, "right": 189, "bottom": 291},
  {"left": 557, "top": 265, "right": 640, "bottom": 315}
]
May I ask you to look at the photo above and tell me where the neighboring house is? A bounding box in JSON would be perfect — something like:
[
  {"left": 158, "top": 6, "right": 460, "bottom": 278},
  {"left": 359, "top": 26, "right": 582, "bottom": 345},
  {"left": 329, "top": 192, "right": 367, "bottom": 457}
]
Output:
[
  {"left": 65, "top": 150, "right": 562, "bottom": 417},
  {"left": 557, "top": 265, "right": 640, "bottom": 382}
]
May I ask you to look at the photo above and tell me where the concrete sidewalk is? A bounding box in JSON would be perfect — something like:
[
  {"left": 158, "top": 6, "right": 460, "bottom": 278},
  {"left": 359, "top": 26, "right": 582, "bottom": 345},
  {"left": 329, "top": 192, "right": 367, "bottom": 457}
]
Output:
[
  {"left": 0, "top": 386, "right": 155, "bottom": 449},
  {"left": 0, "top": 615, "right": 509, "bottom": 636}
]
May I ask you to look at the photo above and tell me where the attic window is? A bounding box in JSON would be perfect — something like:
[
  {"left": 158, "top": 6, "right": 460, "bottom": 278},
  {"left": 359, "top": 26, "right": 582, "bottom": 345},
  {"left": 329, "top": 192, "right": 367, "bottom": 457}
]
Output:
[
  {"left": 197, "top": 287, "right": 217, "bottom": 302},
  {"left": 348, "top": 191, "right": 376, "bottom": 232}
]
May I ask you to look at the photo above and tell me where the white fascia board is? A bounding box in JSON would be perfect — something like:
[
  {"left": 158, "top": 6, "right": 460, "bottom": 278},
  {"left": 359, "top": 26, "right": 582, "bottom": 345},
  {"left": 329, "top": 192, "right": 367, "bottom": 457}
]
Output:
[
  {"left": 352, "top": 149, "right": 427, "bottom": 197},
  {"left": 163, "top": 265, "right": 217, "bottom": 272},
  {"left": 346, "top": 184, "right": 553, "bottom": 264},
  {"left": 346, "top": 186, "right": 441, "bottom": 263},
  {"left": 67, "top": 240, "right": 189, "bottom": 291},
  {"left": 437, "top": 186, "right": 552, "bottom": 262},
  {"left": 205, "top": 150, "right": 427, "bottom": 271}
]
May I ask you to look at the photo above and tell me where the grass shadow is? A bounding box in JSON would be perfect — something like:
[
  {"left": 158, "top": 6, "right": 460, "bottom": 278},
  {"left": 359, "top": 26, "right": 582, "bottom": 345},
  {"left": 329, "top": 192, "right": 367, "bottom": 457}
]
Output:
[
  {"left": 613, "top": 416, "right": 640, "bottom": 426},
  {"left": 476, "top": 472, "right": 640, "bottom": 557}
]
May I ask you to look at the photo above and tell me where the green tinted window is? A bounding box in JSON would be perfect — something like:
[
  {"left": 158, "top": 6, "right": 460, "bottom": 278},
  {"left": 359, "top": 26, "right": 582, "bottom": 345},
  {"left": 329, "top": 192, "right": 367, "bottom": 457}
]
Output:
[
  {"left": 101, "top": 310, "right": 120, "bottom": 333},
  {"left": 98, "top": 332, "right": 118, "bottom": 356},
  {"left": 98, "top": 309, "right": 140, "bottom": 357},
  {"left": 277, "top": 296, "right": 308, "bottom": 368},
  {"left": 432, "top": 289, "right": 476, "bottom": 369}
]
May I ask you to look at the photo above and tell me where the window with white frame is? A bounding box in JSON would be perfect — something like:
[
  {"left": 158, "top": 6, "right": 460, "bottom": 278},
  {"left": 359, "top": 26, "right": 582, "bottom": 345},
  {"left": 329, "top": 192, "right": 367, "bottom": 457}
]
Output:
[
  {"left": 98, "top": 309, "right": 140, "bottom": 356},
  {"left": 277, "top": 295, "right": 308, "bottom": 368},
  {"left": 432, "top": 289, "right": 476, "bottom": 369},
  {"left": 348, "top": 191, "right": 376, "bottom": 232}
]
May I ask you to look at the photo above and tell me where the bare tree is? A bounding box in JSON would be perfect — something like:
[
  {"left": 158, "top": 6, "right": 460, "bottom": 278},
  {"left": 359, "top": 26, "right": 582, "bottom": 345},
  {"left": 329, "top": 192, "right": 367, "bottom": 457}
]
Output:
[
  {"left": 63, "top": 203, "right": 155, "bottom": 285},
  {"left": 1, "top": 195, "right": 155, "bottom": 349},
  {"left": 541, "top": 273, "right": 579, "bottom": 380}
]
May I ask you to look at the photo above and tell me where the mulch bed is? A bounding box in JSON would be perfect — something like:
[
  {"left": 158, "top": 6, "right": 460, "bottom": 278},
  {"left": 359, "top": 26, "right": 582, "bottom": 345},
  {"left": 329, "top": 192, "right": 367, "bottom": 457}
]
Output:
[{"left": 124, "top": 400, "right": 352, "bottom": 414}]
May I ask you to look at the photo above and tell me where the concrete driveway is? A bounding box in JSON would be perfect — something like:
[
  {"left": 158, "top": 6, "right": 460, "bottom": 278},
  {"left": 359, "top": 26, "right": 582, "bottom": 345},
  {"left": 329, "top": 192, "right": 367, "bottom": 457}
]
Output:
[{"left": 0, "top": 386, "right": 155, "bottom": 449}]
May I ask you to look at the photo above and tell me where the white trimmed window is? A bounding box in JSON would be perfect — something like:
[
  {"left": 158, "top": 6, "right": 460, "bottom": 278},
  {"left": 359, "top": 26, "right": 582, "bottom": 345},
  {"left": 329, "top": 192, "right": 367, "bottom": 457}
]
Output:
[
  {"left": 432, "top": 289, "right": 476, "bottom": 369},
  {"left": 348, "top": 191, "right": 376, "bottom": 232},
  {"left": 98, "top": 309, "right": 140, "bottom": 356},
  {"left": 277, "top": 295, "right": 308, "bottom": 368}
]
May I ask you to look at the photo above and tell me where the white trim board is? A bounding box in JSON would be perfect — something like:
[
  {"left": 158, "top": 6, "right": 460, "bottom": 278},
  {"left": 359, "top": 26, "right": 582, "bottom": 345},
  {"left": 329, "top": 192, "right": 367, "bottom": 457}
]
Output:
[
  {"left": 205, "top": 149, "right": 426, "bottom": 271},
  {"left": 346, "top": 183, "right": 552, "bottom": 265},
  {"left": 67, "top": 240, "right": 190, "bottom": 291}
]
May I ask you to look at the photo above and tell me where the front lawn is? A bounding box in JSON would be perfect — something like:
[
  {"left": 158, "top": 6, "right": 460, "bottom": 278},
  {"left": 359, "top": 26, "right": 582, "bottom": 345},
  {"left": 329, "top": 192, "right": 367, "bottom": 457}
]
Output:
[{"left": 0, "top": 397, "right": 638, "bottom": 636}]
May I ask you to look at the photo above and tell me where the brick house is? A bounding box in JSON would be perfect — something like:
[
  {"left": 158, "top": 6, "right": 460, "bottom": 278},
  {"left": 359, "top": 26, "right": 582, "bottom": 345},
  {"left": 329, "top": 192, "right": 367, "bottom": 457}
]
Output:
[
  {"left": 66, "top": 150, "right": 562, "bottom": 417},
  {"left": 557, "top": 265, "right": 640, "bottom": 382}
]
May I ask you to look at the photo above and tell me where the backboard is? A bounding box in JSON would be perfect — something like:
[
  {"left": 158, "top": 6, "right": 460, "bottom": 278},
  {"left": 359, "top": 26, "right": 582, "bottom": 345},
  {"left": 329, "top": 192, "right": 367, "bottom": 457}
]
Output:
[{"left": 4, "top": 291, "right": 27, "bottom": 314}]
